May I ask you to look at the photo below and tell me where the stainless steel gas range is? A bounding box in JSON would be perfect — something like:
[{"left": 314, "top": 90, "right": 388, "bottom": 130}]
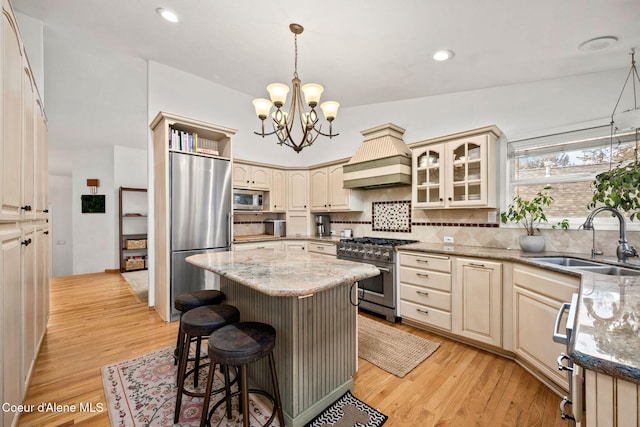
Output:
[{"left": 337, "top": 237, "right": 417, "bottom": 322}]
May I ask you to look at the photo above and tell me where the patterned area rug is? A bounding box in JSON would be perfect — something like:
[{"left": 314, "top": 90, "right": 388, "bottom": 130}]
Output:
[
  {"left": 358, "top": 315, "right": 440, "bottom": 378},
  {"left": 305, "top": 391, "right": 387, "bottom": 427},
  {"left": 101, "top": 346, "right": 279, "bottom": 427}
]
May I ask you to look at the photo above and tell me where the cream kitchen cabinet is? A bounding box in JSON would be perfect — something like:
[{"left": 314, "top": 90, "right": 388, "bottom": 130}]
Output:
[
  {"left": 399, "top": 252, "right": 453, "bottom": 331},
  {"left": 287, "top": 170, "right": 309, "bottom": 211},
  {"left": 1, "top": 6, "right": 23, "bottom": 221},
  {"left": 284, "top": 240, "right": 307, "bottom": 253},
  {"left": 233, "top": 241, "right": 283, "bottom": 251},
  {"left": 309, "top": 163, "right": 363, "bottom": 212},
  {"left": 270, "top": 168, "right": 287, "bottom": 212},
  {"left": 1, "top": 3, "right": 50, "bottom": 426},
  {"left": 454, "top": 257, "right": 502, "bottom": 347},
  {"left": 584, "top": 368, "right": 640, "bottom": 427},
  {"left": 412, "top": 126, "right": 500, "bottom": 209},
  {"left": 512, "top": 264, "right": 579, "bottom": 392},
  {"left": 1, "top": 226, "right": 22, "bottom": 427},
  {"left": 233, "top": 162, "right": 271, "bottom": 190},
  {"left": 308, "top": 241, "right": 336, "bottom": 257}
]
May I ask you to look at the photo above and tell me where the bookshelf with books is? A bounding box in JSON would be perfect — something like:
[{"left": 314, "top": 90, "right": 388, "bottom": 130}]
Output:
[{"left": 155, "top": 112, "right": 233, "bottom": 160}]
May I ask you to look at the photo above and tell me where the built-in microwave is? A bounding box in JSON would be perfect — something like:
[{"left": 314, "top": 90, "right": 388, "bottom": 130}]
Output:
[{"left": 233, "top": 189, "right": 264, "bottom": 211}]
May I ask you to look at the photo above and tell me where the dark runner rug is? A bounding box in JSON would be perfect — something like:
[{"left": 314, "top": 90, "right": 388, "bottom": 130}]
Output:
[{"left": 305, "top": 391, "right": 387, "bottom": 427}]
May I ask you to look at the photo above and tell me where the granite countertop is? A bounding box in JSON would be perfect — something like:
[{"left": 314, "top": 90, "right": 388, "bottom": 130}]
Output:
[
  {"left": 186, "top": 249, "right": 378, "bottom": 297},
  {"left": 397, "top": 242, "right": 640, "bottom": 384}
]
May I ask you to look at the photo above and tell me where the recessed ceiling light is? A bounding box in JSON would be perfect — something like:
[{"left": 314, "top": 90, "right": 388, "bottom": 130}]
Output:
[
  {"left": 433, "top": 49, "right": 454, "bottom": 61},
  {"left": 578, "top": 36, "right": 618, "bottom": 52},
  {"left": 156, "top": 8, "right": 179, "bottom": 23}
]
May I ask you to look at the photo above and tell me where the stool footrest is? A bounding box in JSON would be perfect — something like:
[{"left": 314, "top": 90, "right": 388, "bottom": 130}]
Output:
[{"left": 205, "top": 389, "right": 278, "bottom": 427}]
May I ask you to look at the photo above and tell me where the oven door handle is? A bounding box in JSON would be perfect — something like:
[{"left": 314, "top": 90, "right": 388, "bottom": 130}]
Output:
[
  {"left": 377, "top": 267, "right": 391, "bottom": 273},
  {"left": 553, "top": 302, "right": 571, "bottom": 345}
]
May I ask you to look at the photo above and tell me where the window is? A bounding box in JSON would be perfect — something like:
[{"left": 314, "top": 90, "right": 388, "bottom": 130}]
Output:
[{"left": 506, "top": 125, "right": 639, "bottom": 229}]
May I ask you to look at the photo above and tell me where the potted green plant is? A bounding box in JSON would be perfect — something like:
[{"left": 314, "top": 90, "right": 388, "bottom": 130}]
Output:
[
  {"left": 501, "top": 191, "right": 569, "bottom": 252},
  {"left": 589, "top": 161, "right": 640, "bottom": 220}
]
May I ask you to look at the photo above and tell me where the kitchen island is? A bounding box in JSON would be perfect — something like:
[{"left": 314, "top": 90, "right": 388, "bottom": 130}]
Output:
[{"left": 186, "top": 249, "right": 379, "bottom": 427}]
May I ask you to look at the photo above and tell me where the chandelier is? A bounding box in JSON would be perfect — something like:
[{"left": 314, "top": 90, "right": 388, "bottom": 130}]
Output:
[{"left": 252, "top": 23, "right": 339, "bottom": 153}]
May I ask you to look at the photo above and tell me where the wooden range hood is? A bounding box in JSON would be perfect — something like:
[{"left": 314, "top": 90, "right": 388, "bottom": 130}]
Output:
[{"left": 343, "top": 123, "right": 412, "bottom": 189}]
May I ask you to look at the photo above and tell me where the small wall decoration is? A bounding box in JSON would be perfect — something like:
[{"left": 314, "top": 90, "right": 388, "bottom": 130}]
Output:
[
  {"left": 372, "top": 201, "right": 411, "bottom": 232},
  {"left": 81, "top": 194, "right": 106, "bottom": 213}
]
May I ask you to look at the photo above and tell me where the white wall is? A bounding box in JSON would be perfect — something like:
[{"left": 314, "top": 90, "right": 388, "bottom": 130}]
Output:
[
  {"left": 149, "top": 60, "right": 625, "bottom": 168},
  {"left": 49, "top": 174, "right": 72, "bottom": 277},
  {"left": 71, "top": 148, "right": 115, "bottom": 274},
  {"left": 147, "top": 61, "right": 306, "bottom": 167}
]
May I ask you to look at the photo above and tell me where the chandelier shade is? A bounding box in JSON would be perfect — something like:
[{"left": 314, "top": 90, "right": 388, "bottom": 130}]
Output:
[{"left": 252, "top": 23, "right": 339, "bottom": 153}]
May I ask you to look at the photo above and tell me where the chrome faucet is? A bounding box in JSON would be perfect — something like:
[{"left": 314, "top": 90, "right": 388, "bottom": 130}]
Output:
[{"left": 582, "top": 207, "right": 638, "bottom": 263}]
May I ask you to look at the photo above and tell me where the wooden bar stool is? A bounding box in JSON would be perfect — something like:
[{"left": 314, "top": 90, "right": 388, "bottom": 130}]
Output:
[
  {"left": 200, "top": 322, "right": 284, "bottom": 427},
  {"left": 174, "top": 303, "right": 240, "bottom": 424},
  {"left": 174, "top": 290, "right": 225, "bottom": 365}
]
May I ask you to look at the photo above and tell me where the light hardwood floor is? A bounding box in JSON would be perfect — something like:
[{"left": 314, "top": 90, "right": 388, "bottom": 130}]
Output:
[{"left": 18, "top": 273, "right": 570, "bottom": 426}]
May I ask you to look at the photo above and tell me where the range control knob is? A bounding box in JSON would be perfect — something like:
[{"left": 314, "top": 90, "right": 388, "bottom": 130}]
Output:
[{"left": 374, "top": 250, "right": 382, "bottom": 257}]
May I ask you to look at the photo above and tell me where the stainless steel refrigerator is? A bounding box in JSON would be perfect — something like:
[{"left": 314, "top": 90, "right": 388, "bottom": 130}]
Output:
[{"left": 169, "top": 152, "right": 231, "bottom": 320}]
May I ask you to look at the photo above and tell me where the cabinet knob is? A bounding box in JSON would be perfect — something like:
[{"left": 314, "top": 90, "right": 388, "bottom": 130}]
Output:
[
  {"left": 43, "top": 231, "right": 49, "bottom": 235},
  {"left": 448, "top": 197, "right": 452, "bottom": 201},
  {"left": 21, "top": 205, "right": 32, "bottom": 211},
  {"left": 43, "top": 209, "right": 49, "bottom": 213},
  {"left": 21, "top": 238, "right": 32, "bottom": 246},
  {"left": 439, "top": 198, "right": 443, "bottom": 202}
]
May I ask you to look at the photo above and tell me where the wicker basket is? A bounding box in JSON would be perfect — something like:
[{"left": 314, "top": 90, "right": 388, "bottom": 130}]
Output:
[
  {"left": 125, "top": 239, "right": 147, "bottom": 249},
  {"left": 125, "top": 258, "right": 145, "bottom": 271}
]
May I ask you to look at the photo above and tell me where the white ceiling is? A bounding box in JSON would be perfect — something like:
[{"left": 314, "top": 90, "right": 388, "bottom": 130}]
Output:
[{"left": 12, "top": 0, "right": 640, "bottom": 108}]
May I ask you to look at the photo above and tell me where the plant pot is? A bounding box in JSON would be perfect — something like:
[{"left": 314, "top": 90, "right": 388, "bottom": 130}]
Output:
[{"left": 519, "top": 235, "right": 545, "bottom": 253}]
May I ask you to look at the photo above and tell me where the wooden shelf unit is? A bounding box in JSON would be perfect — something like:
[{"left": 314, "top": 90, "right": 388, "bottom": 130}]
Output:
[{"left": 118, "top": 187, "right": 148, "bottom": 272}]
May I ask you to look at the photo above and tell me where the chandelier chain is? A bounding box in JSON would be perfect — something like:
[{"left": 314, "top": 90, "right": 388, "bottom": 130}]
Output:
[{"left": 293, "top": 33, "right": 299, "bottom": 79}]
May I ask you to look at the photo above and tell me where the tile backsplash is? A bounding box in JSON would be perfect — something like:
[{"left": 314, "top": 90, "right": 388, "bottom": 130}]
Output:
[{"left": 234, "top": 186, "right": 639, "bottom": 258}]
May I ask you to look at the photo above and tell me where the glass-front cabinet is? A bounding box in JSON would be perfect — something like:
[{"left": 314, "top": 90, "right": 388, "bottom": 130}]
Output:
[
  {"left": 414, "top": 144, "right": 445, "bottom": 207},
  {"left": 412, "top": 127, "right": 500, "bottom": 209}
]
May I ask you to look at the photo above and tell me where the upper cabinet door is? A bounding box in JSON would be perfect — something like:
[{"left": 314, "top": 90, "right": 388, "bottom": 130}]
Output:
[
  {"left": 446, "top": 135, "right": 487, "bottom": 207},
  {"left": 287, "top": 170, "right": 308, "bottom": 211},
  {"left": 413, "top": 143, "right": 446, "bottom": 208},
  {"left": 22, "top": 67, "right": 35, "bottom": 220},
  {"left": 232, "top": 163, "right": 271, "bottom": 190},
  {"left": 1, "top": 10, "right": 24, "bottom": 220},
  {"left": 270, "top": 169, "right": 287, "bottom": 212},
  {"left": 412, "top": 128, "right": 498, "bottom": 209},
  {"left": 309, "top": 168, "right": 328, "bottom": 210}
]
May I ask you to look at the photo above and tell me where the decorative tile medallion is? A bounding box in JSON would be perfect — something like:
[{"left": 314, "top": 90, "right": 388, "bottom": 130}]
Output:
[{"left": 372, "top": 201, "right": 411, "bottom": 232}]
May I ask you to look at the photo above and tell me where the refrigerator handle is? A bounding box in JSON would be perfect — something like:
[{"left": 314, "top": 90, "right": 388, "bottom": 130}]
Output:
[{"left": 227, "top": 212, "right": 233, "bottom": 247}]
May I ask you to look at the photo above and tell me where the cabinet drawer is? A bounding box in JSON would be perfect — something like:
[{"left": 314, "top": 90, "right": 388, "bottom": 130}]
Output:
[
  {"left": 400, "top": 283, "right": 451, "bottom": 311},
  {"left": 308, "top": 242, "right": 336, "bottom": 256},
  {"left": 513, "top": 265, "right": 579, "bottom": 302},
  {"left": 400, "top": 266, "right": 452, "bottom": 292},
  {"left": 400, "top": 252, "right": 451, "bottom": 273},
  {"left": 401, "top": 300, "right": 451, "bottom": 331}
]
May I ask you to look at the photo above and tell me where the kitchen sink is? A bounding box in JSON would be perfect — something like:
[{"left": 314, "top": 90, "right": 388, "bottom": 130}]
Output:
[
  {"left": 527, "top": 257, "right": 603, "bottom": 267},
  {"left": 528, "top": 256, "right": 640, "bottom": 276}
]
